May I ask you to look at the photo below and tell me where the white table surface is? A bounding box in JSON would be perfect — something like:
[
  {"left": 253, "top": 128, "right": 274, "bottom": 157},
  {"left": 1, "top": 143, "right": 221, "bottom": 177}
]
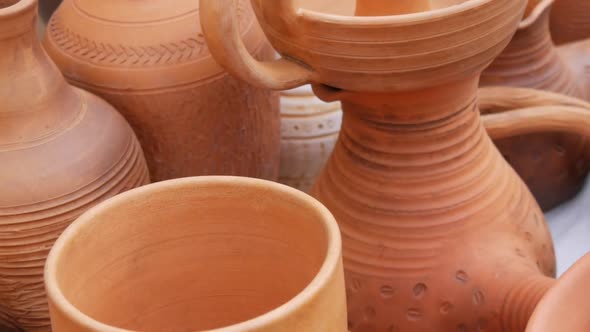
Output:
[{"left": 547, "top": 176, "right": 590, "bottom": 276}]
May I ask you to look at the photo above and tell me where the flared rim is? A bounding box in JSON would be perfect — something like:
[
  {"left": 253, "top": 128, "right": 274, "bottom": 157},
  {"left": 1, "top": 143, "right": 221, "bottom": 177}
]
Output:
[
  {"left": 519, "top": 0, "right": 553, "bottom": 29},
  {"left": 0, "top": 0, "right": 36, "bottom": 18},
  {"left": 45, "top": 176, "right": 342, "bottom": 332}
]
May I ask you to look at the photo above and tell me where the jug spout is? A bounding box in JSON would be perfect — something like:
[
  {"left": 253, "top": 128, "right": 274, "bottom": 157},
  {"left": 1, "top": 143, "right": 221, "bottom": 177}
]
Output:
[{"left": 354, "top": 0, "right": 431, "bottom": 15}]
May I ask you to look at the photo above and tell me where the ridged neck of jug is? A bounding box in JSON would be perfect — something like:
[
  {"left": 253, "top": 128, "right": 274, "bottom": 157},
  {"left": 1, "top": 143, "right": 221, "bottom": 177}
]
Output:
[{"left": 480, "top": 0, "right": 584, "bottom": 98}]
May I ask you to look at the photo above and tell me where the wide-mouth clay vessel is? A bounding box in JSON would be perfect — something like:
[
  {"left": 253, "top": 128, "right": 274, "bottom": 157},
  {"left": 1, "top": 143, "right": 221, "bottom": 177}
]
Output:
[
  {"left": 0, "top": 0, "right": 149, "bottom": 330},
  {"left": 279, "top": 85, "right": 342, "bottom": 193},
  {"left": 481, "top": 0, "right": 590, "bottom": 211},
  {"left": 200, "top": 0, "right": 590, "bottom": 330},
  {"left": 550, "top": 0, "right": 590, "bottom": 45},
  {"left": 43, "top": 0, "right": 280, "bottom": 182},
  {"left": 44, "top": 176, "right": 346, "bottom": 332}
]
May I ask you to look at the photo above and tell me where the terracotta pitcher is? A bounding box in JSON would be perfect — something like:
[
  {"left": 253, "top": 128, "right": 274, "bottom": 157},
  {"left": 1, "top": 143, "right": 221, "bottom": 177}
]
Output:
[
  {"left": 200, "top": 0, "right": 590, "bottom": 330},
  {"left": 0, "top": 0, "right": 149, "bottom": 330},
  {"left": 279, "top": 85, "right": 342, "bottom": 193},
  {"left": 44, "top": 177, "right": 346, "bottom": 332},
  {"left": 550, "top": 0, "right": 590, "bottom": 45},
  {"left": 42, "top": 0, "right": 280, "bottom": 182},
  {"left": 480, "top": 0, "right": 590, "bottom": 211}
]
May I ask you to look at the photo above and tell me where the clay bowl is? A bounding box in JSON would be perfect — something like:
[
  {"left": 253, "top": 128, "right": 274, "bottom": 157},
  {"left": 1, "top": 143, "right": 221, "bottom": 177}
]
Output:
[
  {"left": 44, "top": 177, "right": 346, "bottom": 331},
  {"left": 526, "top": 253, "right": 590, "bottom": 332},
  {"left": 201, "top": 0, "right": 527, "bottom": 92}
]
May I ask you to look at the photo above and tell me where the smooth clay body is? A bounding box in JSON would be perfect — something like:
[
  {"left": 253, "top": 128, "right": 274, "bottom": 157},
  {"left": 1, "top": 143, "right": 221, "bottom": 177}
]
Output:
[
  {"left": 480, "top": 0, "right": 590, "bottom": 210},
  {"left": 0, "top": 0, "right": 149, "bottom": 330},
  {"left": 44, "top": 177, "right": 347, "bottom": 332},
  {"left": 197, "top": 0, "right": 590, "bottom": 330},
  {"left": 279, "top": 85, "right": 342, "bottom": 192},
  {"left": 43, "top": 0, "right": 280, "bottom": 182},
  {"left": 550, "top": 0, "right": 590, "bottom": 45}
]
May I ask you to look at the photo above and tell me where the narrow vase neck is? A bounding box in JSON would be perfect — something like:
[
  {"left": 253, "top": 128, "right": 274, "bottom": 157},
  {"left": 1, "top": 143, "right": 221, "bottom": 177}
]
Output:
[
  {"left": 481, "top": 4, "right": 583, "bottom": 97},
  {"left": 0, "top": 0, "right": 79, "bottom": 142}
]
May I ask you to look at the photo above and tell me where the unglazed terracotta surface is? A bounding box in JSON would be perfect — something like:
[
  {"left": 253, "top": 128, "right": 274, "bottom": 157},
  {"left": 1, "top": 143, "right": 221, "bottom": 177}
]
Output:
[
  {"left": 44, "top": 177, "right": 347, "bottom": 332},
  {"left": 0, "top": 0, "right": 149, "bottom": 330},
  {"left": 479, "top": 85, "right": 590, "bottom": 210},
  {"left": 198, "top": 0, "right": 574, "bottom": 330},
  {"left": 279, "top": 85, "right": 342, "bottom": 193},
  {"left": 481, "top": 0, "right": 590, "bottom": 210},
  {"left": 43, "top": 0, "right": 280, "bottom": 182},
  {"left": 525, "top": 254, "right": 590, "bottom": 332},
  {"left": 550, "top": 0, "right": 590, "bottom": 45}
]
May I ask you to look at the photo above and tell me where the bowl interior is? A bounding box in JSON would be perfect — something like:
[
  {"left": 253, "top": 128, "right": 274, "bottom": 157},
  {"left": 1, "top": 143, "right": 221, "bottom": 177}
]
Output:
[
  {"left": 51, "top": 180, "right": 330, "bottom": 331},
  {"left": 292, "top": 0, "right": 472, "bottom": 15}
]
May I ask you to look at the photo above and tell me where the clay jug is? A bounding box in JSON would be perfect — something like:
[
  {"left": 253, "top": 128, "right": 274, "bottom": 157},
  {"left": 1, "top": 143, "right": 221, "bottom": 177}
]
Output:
[
  {"left": 42, "top": 0, "right": 280, "bottom": 182},
  {"left": 200, "top": 0, "right": 590, "bottom": 330},
  {"left": 480, "top": 0, "right": 590, "bottom": 211},
  {"left": 279, "top": 85, "right": 342, "bottom": 193},
  {"left": 0, "top": 0, "right": 149, "bottom": 331},
  {"left": 44, "top": 177, "right": 347, "bottom": 332},
  {"left": 550, "top": 0, "right": 590, "bottom": 45}
]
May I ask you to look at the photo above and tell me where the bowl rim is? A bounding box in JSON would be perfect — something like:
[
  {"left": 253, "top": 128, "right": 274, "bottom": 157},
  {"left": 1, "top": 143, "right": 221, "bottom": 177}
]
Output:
[{"left": 44, "top": 176, "right": 343, "bottom": 332}]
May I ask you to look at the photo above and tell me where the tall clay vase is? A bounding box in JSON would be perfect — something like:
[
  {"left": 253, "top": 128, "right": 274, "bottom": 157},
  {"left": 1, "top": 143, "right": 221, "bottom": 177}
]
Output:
[
  {"left": 481, "top": 0, "right": 590, "bottom": 211},
  {"left": 44, "top": 177, "right": 347, "bottom": 332},
  {"left": 0, "top": 0, "right": 149, "bottom": 331},
  {"left": 42, "top": 0, "right": 280, "bottom": 182},
  {"left": 550, "top": 0, "right": 590, "bottom": 45},
  {"left": 279, "top": 85, "right": 342, "bottom": 192},
  {"left": 200, "top": 0, "right": 590, "bottom": 331}
]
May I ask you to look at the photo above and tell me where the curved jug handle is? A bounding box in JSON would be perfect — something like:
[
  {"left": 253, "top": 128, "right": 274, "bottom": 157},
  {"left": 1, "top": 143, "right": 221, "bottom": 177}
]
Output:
[
  {"left": 479, "top": 87, "right": 590, "bottom": 139},
  {"left": 199, "top": 0, "right": 315, "bottom": 90}
]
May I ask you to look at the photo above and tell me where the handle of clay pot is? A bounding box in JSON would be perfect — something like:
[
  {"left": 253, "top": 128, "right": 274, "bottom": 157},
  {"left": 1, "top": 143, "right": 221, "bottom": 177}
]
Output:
[
  {"left": 478, "top": 86, "right": 590, "bottom": 114},
  {"left": 479, "top": 86, "right": 590, "bottom": 138},
  {"left": 199, "top": 0, "right": 315, "bottom": 90}
]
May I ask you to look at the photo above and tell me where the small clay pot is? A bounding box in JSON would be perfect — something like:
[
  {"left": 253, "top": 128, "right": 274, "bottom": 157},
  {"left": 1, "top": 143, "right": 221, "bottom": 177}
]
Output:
[
  {"left": 480, "top": 0, "right": 590, "bottom": 210},
  {"left": 0, "top": 0, "right": 149, "bottom": 330},
  {"left": 44, "top": 177, "right": 346, "bottom": 332},
  {"left": 279, "top": 85, "right": 342, "bottom": 192},
  {"left": 550, "top": 0, "right": 590, "bottom": 45},
  {"left": 43, "top": 0, "right": 280, "bottom": 182}
]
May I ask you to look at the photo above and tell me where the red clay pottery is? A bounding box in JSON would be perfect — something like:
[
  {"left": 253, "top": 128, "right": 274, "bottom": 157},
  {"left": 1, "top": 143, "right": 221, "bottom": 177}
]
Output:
[
  {"left": 44, "top": 176, "right": 347, "bottom": 332},
  {"left": 550, "top": 0, "right": 590, "bottom": 45},
  {"left": 42, "top": 0, "right": 280, "bottom": 182},
  {"left": 0, "top": 0, "right": 149, "bottom": 330},
  {"left": 484, "top": 105, "right": 590, "bottom": 332},
  {"left": 200, "top": 0, "right": 590, "bottom": 330},
  {"left": 279, "top": 85, "right": 342, "bottom": 193},
  {"left": 525, "top": 253, "right": 590, "bottom": 332},
  {"left": 480, "top": 0, "right": 590, "bottom": 211}
]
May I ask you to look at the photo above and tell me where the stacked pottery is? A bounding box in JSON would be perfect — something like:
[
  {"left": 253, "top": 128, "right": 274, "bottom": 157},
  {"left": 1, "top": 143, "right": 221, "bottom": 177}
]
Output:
[
  {"left": 200, "top": 0, "right": 590, "bottom": 330},
  {"left": 279, "top": 85, "right": 342, "bottom": 192},
  {"left": 550, "top": 0, "right": 590, "bottom": 45},
  {"left": 44, "top": 177, "right": 347, "bottom": 332},
  {"left": 43, "top": 0, "right": 280, "bottom": 182},
  {"left": 0, "top": 0, "right": 149, "bottom": 330},
  {"left": 481, "top": 0, "right": 590, "bottom": 210}
]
